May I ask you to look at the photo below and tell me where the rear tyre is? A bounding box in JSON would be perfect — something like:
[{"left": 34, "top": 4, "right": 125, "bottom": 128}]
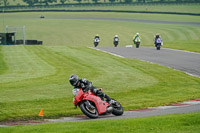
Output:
[
  {"left": 79, "top": 101, "right": 99, "bottom": 119},
  {"left": 111, "top": 100, "right": 124, "bottom": 116}
]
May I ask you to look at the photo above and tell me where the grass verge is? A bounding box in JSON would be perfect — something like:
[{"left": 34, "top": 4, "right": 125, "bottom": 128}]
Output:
[
  {"left": 0, "top": 112, "right": 200, "bottom": 133},
  {"left": 0, "top": 12, "right": 200, "bottom": 52}
]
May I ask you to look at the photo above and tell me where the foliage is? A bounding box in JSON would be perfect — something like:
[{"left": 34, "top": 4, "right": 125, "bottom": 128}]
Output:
[
  {"left": 0, "top": 0, "right": 9, "bottom": 6},
  {"left": 22, "top": 0, "right": 38, "bottom": 6},
  {"left": 74, "top": 0, "right": 82, "bottom": 3},
  {"left": 92, "top": 0, "right": 99, "bottom": 3},
  {"left": 23, "top": 0, "right": 57, "bottom": 5},
  {"left": 59, "top": 0, "right": 67, "bottom": 4},
  {"left": 125, "top": 0, "right": 132, "bottom": 3},
  {"left": 109, "top": 0, "right": 115, "bottom": 3},
  {"left": 1, "top": 0, "right": 200, "bottom": 6}
]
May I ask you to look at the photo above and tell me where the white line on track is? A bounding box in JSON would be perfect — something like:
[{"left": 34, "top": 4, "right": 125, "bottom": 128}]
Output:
[
  {"left": 163, "top": 48, "right": 200, "bottom": 55},
  {"left": 88, "top": 47, "right": 125, "bottom": 58}
]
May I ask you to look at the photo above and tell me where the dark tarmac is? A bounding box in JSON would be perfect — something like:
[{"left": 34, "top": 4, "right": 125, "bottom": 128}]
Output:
[{"left": 95, "top": 46, "right": 200, "bottom": 77}]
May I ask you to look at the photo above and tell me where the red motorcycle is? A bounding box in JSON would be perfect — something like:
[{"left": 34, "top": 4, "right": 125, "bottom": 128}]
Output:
[{"left": 73, "top": 88, "right": 124, "bottom": 118}]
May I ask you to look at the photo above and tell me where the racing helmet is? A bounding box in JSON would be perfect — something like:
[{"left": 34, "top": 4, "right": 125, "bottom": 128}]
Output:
[
  {"left": 156, "top": 33, "right": 160, "bottom": 38},
  {"left": 115, "top": 35, "right": 118, "bottom": 37},
  {"left": 69, "top": 74, "right": 79, "bottom": 86},
  {"left": 136, "top": 33, "right": 139, "bottom": 35}
]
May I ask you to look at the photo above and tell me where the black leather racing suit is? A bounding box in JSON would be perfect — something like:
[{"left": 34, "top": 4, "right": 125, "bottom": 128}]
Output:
[{"left": 73, "top": 78, "right": 111, "bottom": 101}]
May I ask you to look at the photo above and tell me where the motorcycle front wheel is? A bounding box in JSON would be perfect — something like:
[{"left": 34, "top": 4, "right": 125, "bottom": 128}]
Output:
[
  {"left": 156, "top": 43, "right": 161, "bottom": 50},
  {"left": 136, "top": 43, "right": 140, "bottom": 48},
  {"left": 156, "top": 45, "right": 161, "bottom": 50},
  {"left": 94, "top": 42, "right": 98, "bottom": 47},
  {"left": 79, "top": 101, "right": 99, "bottom": 119},
  {"left": 111, "top": 100, "right": 124, "bottom": 116}
]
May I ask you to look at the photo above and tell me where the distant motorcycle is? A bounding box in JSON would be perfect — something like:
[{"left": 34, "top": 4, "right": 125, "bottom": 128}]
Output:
[
  {"left": 73, "top": 88, "right": 124, "bottom": 119},
  {"left": 113, "top": 38, "right": 119, "bottom": 47},
  {"left": 94, "top": 38, "right": 100, "bottom": 47},
  {"left": 134, "top": 37, "right": 141, "bottom": 48},
  {"left": 155, "top": 38, "right": 162, "bottom": 50}
]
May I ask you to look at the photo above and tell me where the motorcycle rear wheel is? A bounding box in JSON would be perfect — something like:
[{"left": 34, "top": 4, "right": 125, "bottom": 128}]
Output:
[{"left": 80, "top": 101, "right": 99, "bottom": 119}]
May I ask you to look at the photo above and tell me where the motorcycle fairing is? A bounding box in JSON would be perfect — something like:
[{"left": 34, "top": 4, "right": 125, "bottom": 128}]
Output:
[
  {"left": 73, "top": 88, "right": 84, "bottom": 106},
  {"left": 82, "top": 91, "right": 109, "bottom": 115}
]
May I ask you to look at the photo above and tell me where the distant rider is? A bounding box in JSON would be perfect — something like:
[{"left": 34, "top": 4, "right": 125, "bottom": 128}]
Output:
[
  {"left": 154, "top": 33, "right": 162, "bottom": 46},
  {"left": 113, "top": 35, "right": 119, "bottom": 47},
  {"left": 133, "top": 33, "right": 141, "bottom": 44},
  {"left": 94, "top": 34, "right": 100, "bottom": 41},
  {"left": 93, "top": 34, "right": 100, "bottom": 47},
  {"left": 69, "top": 74, "right": 116, "bottom": 105}
]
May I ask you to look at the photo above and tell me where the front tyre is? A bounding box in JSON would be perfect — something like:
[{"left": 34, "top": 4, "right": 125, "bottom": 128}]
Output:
[
  {"left": 94, "top": 42, "right": 99, "bottom": 47},
  {"left": 79, "top": 101, "right": 99, "bottom": 119},
  {"left": 112, "top": 100, "right": 124, "bottom": 116},
  {"left": 156, "top": 43, "right": 161, "bottom": 50},
  {"left": 136, "top": 42, "right": 140, "bottom": 48}
]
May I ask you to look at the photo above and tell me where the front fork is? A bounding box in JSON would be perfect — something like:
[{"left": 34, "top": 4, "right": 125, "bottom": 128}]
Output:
[{"left": 84, "top": 100, "right": 95, "bottom": 109}]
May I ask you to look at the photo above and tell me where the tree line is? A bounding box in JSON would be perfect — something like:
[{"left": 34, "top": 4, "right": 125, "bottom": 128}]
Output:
[{"left": 0, "top": 0, "right": 200, "bottom": 6}]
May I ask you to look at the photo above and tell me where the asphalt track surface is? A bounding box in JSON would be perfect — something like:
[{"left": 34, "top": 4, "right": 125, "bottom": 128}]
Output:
[
  {"left": 47, "top": 17, "right": 200, "bottom": 26},
  {"left": 94, "top": 46, "right": 200, "bottom": 77},
  {"left": 46, "top": 99, "right": 200, "bottom": 122},
  {"left": 1, "top": 99, "right": 199, "bottom": 126}
]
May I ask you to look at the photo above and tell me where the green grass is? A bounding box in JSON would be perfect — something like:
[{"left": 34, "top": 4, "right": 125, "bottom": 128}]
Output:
[
  {"left": 0, "top": 12, "right": 200, "bottom": 52},
  {"left": 0, "top": 45, "right": 200, "bottom": 122},
  {"left": 0, "top": 112, "right": 200, "bottom": 133},
  {"left": 0, "top": 11, "right": 200, "bottom": 124},
  {"left": 0, "top": 46, "right": 7, "bottom": 74}
]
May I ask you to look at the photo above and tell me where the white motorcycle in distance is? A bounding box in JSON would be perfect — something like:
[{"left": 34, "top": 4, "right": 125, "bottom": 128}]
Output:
[
  {"left": 94, "top": 38, "right": 100, "bottom": 47},
  {"left": 155, "top": 38, "right": 163, "bottom": 50},
  {"left": 134, "top": 37, "right": 141, "bottom": 48}
]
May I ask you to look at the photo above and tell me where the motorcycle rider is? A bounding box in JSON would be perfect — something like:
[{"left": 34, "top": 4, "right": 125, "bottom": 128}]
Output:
[
  {"left": 113, "top": 35, "right": 119, "bottom": 42},
  {"left": 133, "top": 33, "right": 141, "bottom": 44},
  {"left": 154, "top": 33, "right": 162, "bottom": 46},
  {"left": 94, "top": 34, "right": 100, "bottom": 41},
  {"left": 113, "top": 35, "right": 119, "bottom": 47},
  {"left": 94, "top": 34, "right": 100, "bottom": 47},
  {"left": 69, "top": 74, "right": 115, "bottom": 105}
]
